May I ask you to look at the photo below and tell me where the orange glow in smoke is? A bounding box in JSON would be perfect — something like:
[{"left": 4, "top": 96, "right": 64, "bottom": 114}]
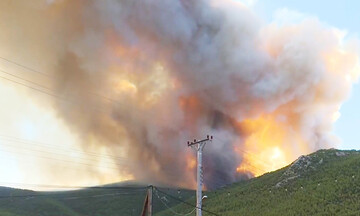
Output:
[
  {"left": 186, "top": 156, "right": 196, "bottom": 170},
  {"left": 185, "top": 154, "right": 197, "bottom": 188},
  {"left": 115, "top": 79, "right": 138, "bottom": 95},
  {"left": 236, "top": 115, "right": 307, "bottom": 176},
  {"left": 179, "top": 95, "right": 205, "bottom": 132}
]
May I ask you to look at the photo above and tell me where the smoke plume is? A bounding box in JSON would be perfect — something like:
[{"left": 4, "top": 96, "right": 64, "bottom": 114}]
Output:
[{"left": 1, "top": 0, "right": 359, "bottom": 189}]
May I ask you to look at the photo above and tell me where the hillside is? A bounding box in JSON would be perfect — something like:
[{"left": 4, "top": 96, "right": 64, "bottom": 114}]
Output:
[
  {"left": 156, "top": 149, "right": 360, "bottom": 216},
  {"left": 1, "top": 149, "right": 359, "bottom": 216},
  {"left": 0, "top": 183, "right": 194, "bottom": 216}
]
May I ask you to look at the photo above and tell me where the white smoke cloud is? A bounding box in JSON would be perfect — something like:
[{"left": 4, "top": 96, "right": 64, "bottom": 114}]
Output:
[{"left": 0, "top": 0, "right": 359, "bottom": 189}]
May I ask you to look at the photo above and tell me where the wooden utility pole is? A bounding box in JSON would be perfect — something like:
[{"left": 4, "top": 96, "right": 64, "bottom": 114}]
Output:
[
  {"left": 140, "top": 185, "right": 153, "bottom": 216},
  {"left": 148, "top": 185, "right": 153, "bottom": 216}
]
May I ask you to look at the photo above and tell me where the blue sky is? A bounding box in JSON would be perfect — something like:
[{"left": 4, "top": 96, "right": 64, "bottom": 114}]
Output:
[{"left": 247, "top": 0, "right": 360, "bottom": 150}]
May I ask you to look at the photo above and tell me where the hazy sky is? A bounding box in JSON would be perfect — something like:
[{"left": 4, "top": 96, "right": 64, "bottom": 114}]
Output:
[{"left": 243, "top": 0, "right": 360, "bottom": 150}]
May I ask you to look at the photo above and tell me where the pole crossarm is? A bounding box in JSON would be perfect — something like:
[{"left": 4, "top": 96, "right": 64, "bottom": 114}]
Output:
[{"left": 187, "top": 135, "right": 213, "bottom": 147}]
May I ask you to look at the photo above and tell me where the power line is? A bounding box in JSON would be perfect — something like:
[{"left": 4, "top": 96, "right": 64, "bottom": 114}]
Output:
[
  {"left": 0, "top": 74, "right": 67, "bottom": 101},
  {"left": 0, "top": 144, "right": 129, "bottom": 169},
  {"left": 0, "top": 58, "right": 127, "bottom": 108},
  {"left": 154, "top": 189, "right": 196, "bottom": 216},
  {"left": 0, "top": 72, "right": 113, "bottom": 119},
  {"left": 0, "top": 135, "right": 130, "bottom": 164},
  {"left": 0, "top": 148, "right": 123, "bottom": 171},
  {"left": 0, "top": 69, "right": 52, "bottom": 90},
  {"left": 0, "top": 190, "right": 146, "bottom": 200},
  {"left": 0, "top": 62, "right": 65, "bottom": 101},
  {"left": 0, "top": 56, "right": 51, "bottom": 77},
  {"left": 0, "top": 57, "right": 149, "bottom": 133},
  {"left": 0, "top": 154, "right": 126, "bottom": 174},
  {"left": 0, "top": 135, "right": 140, "bottom": 174},
  {"left": 60, "top": 191, "right": 144, "bottom": 200},
  {"left": 154, "top": 187, "right": 220, "bottom": 216},
  {"left": 0, "top": 135, "right": 126, "bottom": 160},
  {"left": 0, "top": 64, "right": 145, "bottom": 134},
  {"left": 0, "top": 182, "right": 148, "bottom": 190},
  {"left": 0, "top": 70, "right": 112, "bottom": 115}
]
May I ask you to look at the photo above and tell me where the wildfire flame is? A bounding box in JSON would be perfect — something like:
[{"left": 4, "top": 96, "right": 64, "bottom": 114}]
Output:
[{"left": 232, "top": 115, "right": 302, "bottom": 176}]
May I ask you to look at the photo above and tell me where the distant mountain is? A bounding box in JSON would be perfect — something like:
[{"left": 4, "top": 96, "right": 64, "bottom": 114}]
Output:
[{"left": 156, "top": 149, "right": 360, "bottom": 216}]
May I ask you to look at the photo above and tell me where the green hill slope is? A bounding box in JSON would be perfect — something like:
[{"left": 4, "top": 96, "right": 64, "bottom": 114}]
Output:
[
  {"left": 0, "top": 183, "right": 194, "bottom": 216},
  {"left": 156, "top": 149, "right": 360, "bottom": 216},
  {"left": 1, "top": 149, "right": 359, "bottom": 216}
]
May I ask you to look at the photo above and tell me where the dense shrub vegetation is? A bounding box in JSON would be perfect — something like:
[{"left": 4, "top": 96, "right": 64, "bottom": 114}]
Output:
[
  {"left": 1, "top": 149, "right": 359, "bottom": 216},
  {"left": 157, "top": 149, "right": 360, "bottom": 216}
]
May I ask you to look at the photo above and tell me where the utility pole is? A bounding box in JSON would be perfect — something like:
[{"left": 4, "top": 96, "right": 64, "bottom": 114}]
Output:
[
  {"left": 187, "top": 135, "right": 213, "bottom": 216},
  {"left": 148, "top": 185, "right": 153, "bottom": 216},
  {"left": 140, "top": 185, "right": 153, "bottom": 216}
]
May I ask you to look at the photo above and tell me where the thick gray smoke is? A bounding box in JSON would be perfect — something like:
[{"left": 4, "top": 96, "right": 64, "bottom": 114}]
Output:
[{"left": 1, "top": 0, "right": 359, "bottom": 189}]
